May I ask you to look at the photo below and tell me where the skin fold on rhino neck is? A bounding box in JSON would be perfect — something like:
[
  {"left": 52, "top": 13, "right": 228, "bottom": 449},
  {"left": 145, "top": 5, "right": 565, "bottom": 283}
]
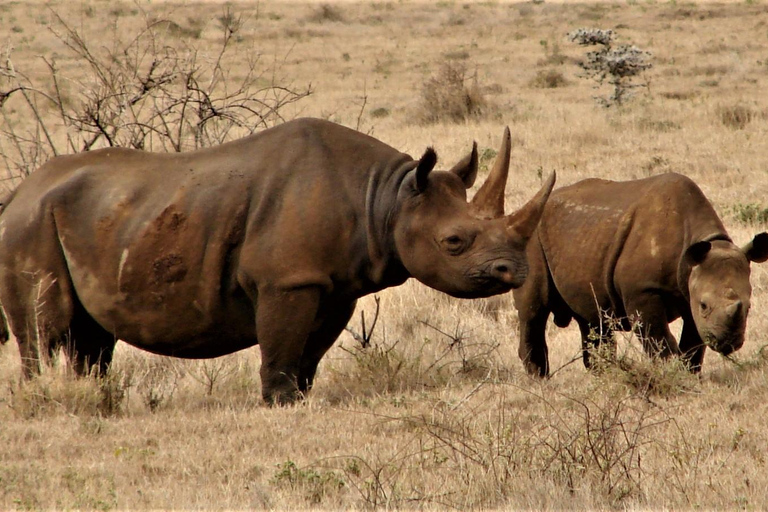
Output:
[{"left": 363, "top": 156, "right": 415, "bottom": 292}]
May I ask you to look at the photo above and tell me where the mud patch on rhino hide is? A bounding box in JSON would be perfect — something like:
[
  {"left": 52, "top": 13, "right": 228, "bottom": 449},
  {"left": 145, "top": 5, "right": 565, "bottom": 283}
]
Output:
[
  {"left": 152, "top": 253, "right": 187, "bottom": 284},
  {"left": 154, "top": 206, "right": 186, "bottom": 232}
]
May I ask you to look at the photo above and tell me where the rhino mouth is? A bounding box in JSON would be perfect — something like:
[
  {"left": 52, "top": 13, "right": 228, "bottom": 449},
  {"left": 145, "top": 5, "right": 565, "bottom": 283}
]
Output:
[
  {"left": 447, "top": 280, "right": 515, "bottom": 299},
  {"left": 703, "top": 333, "right": 743, "bottom": 356}
]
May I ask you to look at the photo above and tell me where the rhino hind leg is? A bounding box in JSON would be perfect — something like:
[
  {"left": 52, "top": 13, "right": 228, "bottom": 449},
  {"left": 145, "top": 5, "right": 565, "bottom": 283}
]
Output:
[
  {"left": 298, "top": 300, "right": 357, "bottom": 395},
  {"left": 577, "top": 318, "right": 616, "bottom": 370},
  {"left": 1, "top": 270, "right": 77, "bottom": 378}
]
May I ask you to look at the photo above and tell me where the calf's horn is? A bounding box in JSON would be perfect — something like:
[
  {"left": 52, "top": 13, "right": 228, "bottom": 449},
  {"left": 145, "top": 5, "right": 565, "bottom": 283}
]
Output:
[{"left": 506, "top": 171, "right": 556, "bottom": 241}]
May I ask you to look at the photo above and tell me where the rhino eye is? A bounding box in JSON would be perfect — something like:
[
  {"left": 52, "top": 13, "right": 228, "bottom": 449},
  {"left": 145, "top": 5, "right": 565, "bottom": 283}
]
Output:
[
  {"left": 442, "top": 235, "right": 467, "bottom": 255},
  {"left": 700, "top": 301, "right": 709, "bottom": 312}
]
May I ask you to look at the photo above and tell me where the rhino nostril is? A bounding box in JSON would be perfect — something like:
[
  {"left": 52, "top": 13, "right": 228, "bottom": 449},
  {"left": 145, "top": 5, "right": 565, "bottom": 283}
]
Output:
[{"left": 490, "top": 261, "right": 517, "bottom": 284}]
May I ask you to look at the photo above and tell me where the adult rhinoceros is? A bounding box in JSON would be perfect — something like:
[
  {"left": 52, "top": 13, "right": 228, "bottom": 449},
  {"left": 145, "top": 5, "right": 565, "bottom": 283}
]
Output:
[
  {"left": 513, "top": 172, "right": 768, "bottom": 377},
  {"left": 0, "top": 118, "right": 554, "bottom": 404}
]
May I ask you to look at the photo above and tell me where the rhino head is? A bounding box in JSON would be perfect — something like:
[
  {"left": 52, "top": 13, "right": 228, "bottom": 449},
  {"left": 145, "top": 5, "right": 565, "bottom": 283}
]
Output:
[
  {"left": 686, "top": 233, "right": 768, "bottom": 355},
  {"left": 390, "top": 128, "right": 555, "bottom": 299}
]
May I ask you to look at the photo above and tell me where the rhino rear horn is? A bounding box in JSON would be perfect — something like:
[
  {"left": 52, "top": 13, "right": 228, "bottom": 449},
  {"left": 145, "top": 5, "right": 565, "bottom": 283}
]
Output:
[
  {"left": 415, "top": 147, "right": 438, "bottom": 193},
  {"left": 506, "top": 171, "right": 556, "bottom": 241},
  {"left": 743, "top": 232, "right": 768, "bottom": 263},
  {"left": 448, "top": 142, "right": 479, "bottom": 189},
  {"left": 471, "top": 126, "right": 511, "bottom": 219}
]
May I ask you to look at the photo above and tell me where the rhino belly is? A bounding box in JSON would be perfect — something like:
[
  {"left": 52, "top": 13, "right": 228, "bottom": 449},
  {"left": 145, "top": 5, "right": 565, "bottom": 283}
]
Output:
[{"left": 63, "top": 241, "right": 258, "bottom": 357}]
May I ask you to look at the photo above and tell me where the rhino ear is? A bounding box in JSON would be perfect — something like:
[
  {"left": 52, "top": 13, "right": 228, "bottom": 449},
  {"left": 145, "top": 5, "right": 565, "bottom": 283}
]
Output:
[
  {"left": 471, "top": 126, "right": 511, "bottom": 219},
  {"left": 415, "top": 147, "right": 438, "bottom": 193},
  {"left": 506, "top": 171, "right": 556, "bottom": 241},
  {"left": 448, "top": 142, "right": 478, "bottom": 189},
  {"left": 685, "top": 241, "right": 712, "bottom": 266},
  {"left": 743, "top": 232, "right": 768, "bottom": 263}
]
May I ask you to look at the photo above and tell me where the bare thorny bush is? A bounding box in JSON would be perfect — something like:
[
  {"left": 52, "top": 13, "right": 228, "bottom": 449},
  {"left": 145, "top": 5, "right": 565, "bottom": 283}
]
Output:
[
  {"left": 338, "top": 297, "right": 503, "bottom": 397},
  {"left": 292, "top": 386, "right": 677, "bottom": 509},
  {"left": 0, "top": 6, "right": 312, "bottom": 185}
]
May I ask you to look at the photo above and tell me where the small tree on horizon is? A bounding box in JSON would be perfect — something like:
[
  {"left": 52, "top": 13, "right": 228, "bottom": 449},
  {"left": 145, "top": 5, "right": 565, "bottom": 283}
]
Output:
[{"left": 569, "top": 28, "right": 652, "bottom": 107}]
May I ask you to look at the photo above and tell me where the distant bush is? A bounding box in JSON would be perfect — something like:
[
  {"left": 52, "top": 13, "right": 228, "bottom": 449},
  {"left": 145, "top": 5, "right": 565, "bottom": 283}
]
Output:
[
  {"left": 530, "top": 68, "right": 569, "bottom": 88},
  {"left": 717, "top": 104, "right": 755, "bottom": 130},
  {"left": 418, "top": 62, "right": 492, "bottom": 124},
  {"left": 731, "top": 203, "right": 768, "bottom": 225},
  {"left": 370, "top": 107, "right": 390, "bottom": 118},
  {"left": 569, "top": 28, "right": 652, "bottom": 106},
  {"left": 308, "top": 4, "right": 345, "bottom": 23}
]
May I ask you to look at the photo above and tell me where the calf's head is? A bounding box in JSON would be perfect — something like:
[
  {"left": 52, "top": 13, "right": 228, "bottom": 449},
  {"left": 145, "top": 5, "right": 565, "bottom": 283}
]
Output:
[
  {"left": 686, "top": 234, "right": 768, "bottom": 355},
  {"left": 392, "top": 128, "right": 555, "bottom": 298}
]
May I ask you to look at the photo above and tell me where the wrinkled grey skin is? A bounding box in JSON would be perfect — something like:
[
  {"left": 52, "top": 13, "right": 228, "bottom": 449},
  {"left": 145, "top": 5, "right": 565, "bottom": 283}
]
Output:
[
  {"left": 0, "top": 118, "right": 555, "bottom": 404},
  {"left": 513, "top": 172, "right": 768, "bottom": 377}
]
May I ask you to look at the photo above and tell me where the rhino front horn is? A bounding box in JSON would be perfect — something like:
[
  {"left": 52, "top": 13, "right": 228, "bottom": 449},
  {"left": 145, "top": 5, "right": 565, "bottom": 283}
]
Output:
[
  {"left": 470, "top": 126, "right": 512, "bottom": 219},
  {"left": 506, "top": 171, "right": 556, "bottom": 241}
]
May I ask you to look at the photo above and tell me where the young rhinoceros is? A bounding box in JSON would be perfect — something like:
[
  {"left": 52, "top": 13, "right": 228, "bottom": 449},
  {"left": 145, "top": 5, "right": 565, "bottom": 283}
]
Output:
[
  {"left": 513, "top": 172, "right": 768, "bottom": 376},
  {"left": 0, "top": 119, "right": 554, "bottom": 405}
]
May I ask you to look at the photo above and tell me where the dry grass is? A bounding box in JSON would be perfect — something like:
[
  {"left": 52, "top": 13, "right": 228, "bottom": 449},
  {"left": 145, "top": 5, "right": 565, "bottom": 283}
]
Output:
[{"left": 3, "top": 0, "right": 768, "bottom": 509}]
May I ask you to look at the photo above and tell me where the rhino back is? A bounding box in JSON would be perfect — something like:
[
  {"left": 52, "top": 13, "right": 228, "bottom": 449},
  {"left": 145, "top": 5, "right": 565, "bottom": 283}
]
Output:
[
  {"left": 0, "top": 118, "right": 407, "bottom": 353},
  {"left": 540, "top": 173, "right": 727, "bottom": 324}
]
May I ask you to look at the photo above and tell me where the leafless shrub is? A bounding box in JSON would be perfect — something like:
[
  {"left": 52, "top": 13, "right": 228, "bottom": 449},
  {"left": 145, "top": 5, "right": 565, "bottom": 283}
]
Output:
[
  {"left": 569, "top": 28, "right": 652, "bottom": 106},
  {"left": 186, "top": 358, "right": 239, "bottom": 396},
  {"left": 0, "top": 6, "right": 312, "bottom": 182},
  {"left": 418, "top": 62, "right": 492, "bottom": 124},
  {"left": 136, "top": 359, "right": 181, "bottom": 412},
  {"left": 376, "top": 386, "right": 673, "bottom": 508}
]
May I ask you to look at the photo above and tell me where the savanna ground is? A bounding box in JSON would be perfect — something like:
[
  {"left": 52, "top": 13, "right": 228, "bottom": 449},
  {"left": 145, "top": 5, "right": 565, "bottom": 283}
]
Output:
[{"left": 2, "top": 0, "right": 768, "bottom": 509}]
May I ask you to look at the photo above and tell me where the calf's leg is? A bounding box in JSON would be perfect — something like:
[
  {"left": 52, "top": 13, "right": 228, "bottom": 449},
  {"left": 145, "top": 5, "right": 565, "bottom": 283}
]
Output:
[
  {"left": 577, "top": 318, "right": 615, "bottom": 370},
  {"left": 518, "top": 309, "right": 550, "bottom": 377},
  {"left": 624, "top": 293, "right": 681, "bottom": 359},
  {"left": 679, "top": 316, "right": 706, "bottom": 373}
]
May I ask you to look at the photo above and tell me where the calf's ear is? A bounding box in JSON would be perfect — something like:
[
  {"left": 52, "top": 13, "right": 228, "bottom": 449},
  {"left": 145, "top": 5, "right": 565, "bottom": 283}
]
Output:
[
  {"left": 685, "top": 241, "right": 711, "bottom": 266},
  {"left": 743, "top": 232, "right": 768, "bottom": 263},
  {"left": 447, "top": 142, "right": 478, "bottom": 189},
  {"left": 506, "top": 171, "right": 556, "bottom": 241}
]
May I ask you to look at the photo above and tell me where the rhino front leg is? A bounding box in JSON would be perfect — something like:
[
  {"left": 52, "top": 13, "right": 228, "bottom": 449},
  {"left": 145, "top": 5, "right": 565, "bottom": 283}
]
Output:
[
  {"left": 255, "top": 286, "right": 322, "bottom": 406},
  {"left": 679, "top": 315, "right": 706, "bottom": 373},
  {"left": 625, "top": 294, "right": 681, "bottom": 359},
  {"left": 298, "top": 300, "right": 357, "bottom": 394},
  {"left": 67, "top": 307, "right": 117, "bottom": 377}
]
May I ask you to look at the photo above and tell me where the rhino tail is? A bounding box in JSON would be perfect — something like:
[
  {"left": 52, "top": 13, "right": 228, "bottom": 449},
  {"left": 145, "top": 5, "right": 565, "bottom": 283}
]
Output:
[
  {"left": 0, "top": 188, "right": 17, "bottom": 215},
  {"left": 0, "top": 306, "right": 9, "bottom": 345}
]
